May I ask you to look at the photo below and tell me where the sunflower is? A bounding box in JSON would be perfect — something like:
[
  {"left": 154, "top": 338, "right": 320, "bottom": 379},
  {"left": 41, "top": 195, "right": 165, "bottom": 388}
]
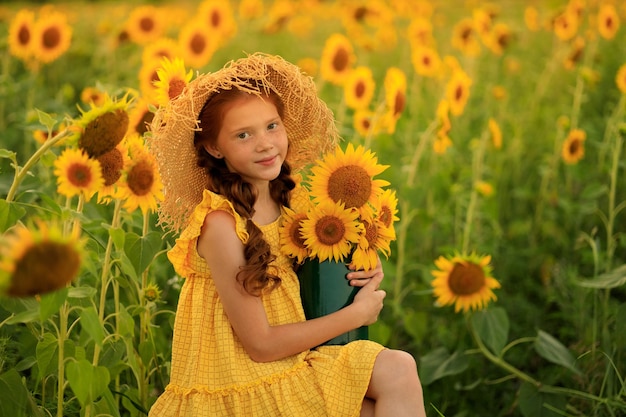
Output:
[
  {"left": 553, "top": 10, "right": 579, "bottom": 41},
  {"left": 384, "top": 67, "right": 407, "bottom": 120},
  {"left": 178, "top": 19, "right": 216, "bottom": 69},
  {"left": 8, "top": 9, "right": 35, "bottom": 61},
  {"left": 238, "top": 0, "right": 264, "bottom": 20},
  {"left": 598, "top": 4, "right": 620, "bottom": 40},
  {"left": 0, "top": 221, "right": 83, "bottom": 297},
  {"left": 431, "top": 253, "right": 501, "bottom": 313},
  {"left": 375, "top": 188, "right": 399, "bottom": 238},
  {"left": 474, "top": 181, "right": 494, "bottom": 197},
  {"left": 300, "top": 201, "right": 363, "bottom": 263},
  {"left": 296, "top": 57, "right": 318, "bottom": 77},
  {"left": 433, "top": 135, "right": 453, "bottom": 155},
  {"left": 488, "top": 118, "right": 502, "bottom": 149},
  {"left": 53, "top": 147, "right": 104, "bottom": 200},
  {"left": 73, "top": 93, "right": 131, "bottom": 158},
  {"left": 351, "top": 217, "right": 394, "bottom": 271},
  {"left": 80, "top": 86, "right": 107, "bottom": 107},
  {"left": 446, "top": 69, "right": 472, "bottom": 117},
  {"left": 524, "top": 6, "right": 540, "bottom": 31},
  {"left": 561, "top": 128, "right": 586, "bottom": 164},
  {"left": 126, "top": 5, "right": 165, "bottom": 45},
  {"left": 278, "top": 206, "right": 311, "bottom": 263},
  {"left": 308, "top": 143, "right": 389, "bottom": 218},
  {"left": 484, "top": 23, "right": 512, "bottom": 56},
  {"left": 353, "top": 109, "right": 382, "bottom": 137},
  {"left": 154, "top": 57, "right": 193, "bottom": 107},
  {"left": 142, "top": 282, "right": 162, "bottom": 303},
  {"left": 320, "top": 33, "right": 356, "bottom": 85},
  {"left": 127, "top": 97, "right": 155, "bottom": 136},
  {"left": 141, "top": 37, "right": 180, "bottom": 65},
  {"left": 31, "top": 10, "right": 72, "bottom": 64},
  {"left": 263, "top": 0, "right": 295, "bottom": 34},
  {"left": 616, "top": 63, "right": 626, "bottom": 94},
  {"left": 116, "top": 135, "right": 164, "bottom": 214},
  {"left": 198, "top": 0, "right": 237, "bottom": 41},
  {"left": 411, "top": 45, "right": 441, "bottom": 78},
  {"left": 344, "top": 66, "right": 375, "bottom": 110},
  {"left": 451, "top": 17, "right": 481, "bottom": 57},
  {"left": 96, "top": 141, "right": 129, "bottom": 203},
  {"left": 406, "top": 17, "right": 434, "bottom": 47},
  {"left": 436, "top": 99, "right": 451, "bottom": 137},
  {"left": 473, "top": 8, "right": 493, "bottom": 40},
  {"left": 33, "top": 122, "right": 66, "bottom": 145},
  {"left": 563, "top": 36, "right": 585, "bottom": 70}
]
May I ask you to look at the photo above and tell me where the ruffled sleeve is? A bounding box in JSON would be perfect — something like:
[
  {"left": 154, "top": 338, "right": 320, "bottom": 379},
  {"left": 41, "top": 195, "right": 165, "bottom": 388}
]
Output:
[{"left": 167, "top": 189, "right": 249, "bottom": 279}]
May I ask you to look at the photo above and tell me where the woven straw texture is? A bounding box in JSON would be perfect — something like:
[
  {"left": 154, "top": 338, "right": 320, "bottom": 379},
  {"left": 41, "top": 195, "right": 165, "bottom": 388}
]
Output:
[
  {"left": 147, "top": 190, "right": 384, "bottom": 416},
  {"left": 147, "top": 53, "right": 339, "bottom": 232}
]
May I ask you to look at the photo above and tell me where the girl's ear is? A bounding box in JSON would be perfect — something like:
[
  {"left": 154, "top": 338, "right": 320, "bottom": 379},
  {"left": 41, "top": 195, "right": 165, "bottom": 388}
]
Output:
[{"left": 203, "top": 143, "right": 223, "bottom": 159}]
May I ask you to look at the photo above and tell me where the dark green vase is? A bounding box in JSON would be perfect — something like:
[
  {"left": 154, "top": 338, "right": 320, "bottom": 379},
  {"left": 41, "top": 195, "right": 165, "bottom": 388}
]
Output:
[{"left": 297, "top": 258, "right": 369, "bottom": 345}]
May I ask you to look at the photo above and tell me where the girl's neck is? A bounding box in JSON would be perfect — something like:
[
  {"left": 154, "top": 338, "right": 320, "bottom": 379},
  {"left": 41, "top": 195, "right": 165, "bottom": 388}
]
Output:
[{"left": 252, "top": 187, "right": 281, "bottom": 225}]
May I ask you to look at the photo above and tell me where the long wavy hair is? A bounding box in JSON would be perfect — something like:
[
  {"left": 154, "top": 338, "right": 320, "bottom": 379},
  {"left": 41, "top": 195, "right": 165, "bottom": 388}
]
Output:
[{"left": 193, "top": 82, "right": 295, "bottom": 296}]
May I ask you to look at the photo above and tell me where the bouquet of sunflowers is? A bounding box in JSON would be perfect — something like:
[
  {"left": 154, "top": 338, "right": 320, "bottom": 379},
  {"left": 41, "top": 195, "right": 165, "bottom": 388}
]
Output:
[{"left": 279, "top": 143, "right": 399, "bottom": 271}]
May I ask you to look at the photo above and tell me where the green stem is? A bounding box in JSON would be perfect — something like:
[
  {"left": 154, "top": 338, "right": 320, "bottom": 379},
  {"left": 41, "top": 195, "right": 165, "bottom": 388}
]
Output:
[
  {"left": 138, "top": 212, "right": 151, "bottom": 406},
  {"left": 5, "top": 130, "right": 69, "bottom": 202},
  {"left": 461, "top": 130, "right": 488, "bottom": 254},
  {"left": 393, "top": 201, "right": 417, "bottom": 310},
  {"left": 93, "top": 199, "right": 122, "bottom": 365},
  {"left": 406, "top": 118, "right": 438, "bottom": 188},
  {"left": 56, "top": 302, "right": 68, "bottom": 417}
]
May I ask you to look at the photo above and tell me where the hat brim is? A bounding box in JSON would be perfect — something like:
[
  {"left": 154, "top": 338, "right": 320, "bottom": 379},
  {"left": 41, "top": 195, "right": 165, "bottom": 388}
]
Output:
[{"left": 147, "top": 53, "right": 339, "bottom": 232}]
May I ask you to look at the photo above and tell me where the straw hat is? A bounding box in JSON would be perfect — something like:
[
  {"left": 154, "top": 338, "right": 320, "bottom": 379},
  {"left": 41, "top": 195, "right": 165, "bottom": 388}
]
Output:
[{"left": 147, "top": 53, "right": 339, "bottom": 232}]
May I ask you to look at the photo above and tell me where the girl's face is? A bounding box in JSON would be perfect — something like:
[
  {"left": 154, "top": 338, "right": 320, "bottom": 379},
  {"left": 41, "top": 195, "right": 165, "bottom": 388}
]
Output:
[{"left": 205, "top": 95, "right": 288, "bottom": 189}]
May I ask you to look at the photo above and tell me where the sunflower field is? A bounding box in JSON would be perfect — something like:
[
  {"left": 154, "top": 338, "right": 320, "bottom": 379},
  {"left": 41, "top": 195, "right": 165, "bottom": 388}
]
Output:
[{"left": 1, "top": 0, "right": 625, "bottom": 416}]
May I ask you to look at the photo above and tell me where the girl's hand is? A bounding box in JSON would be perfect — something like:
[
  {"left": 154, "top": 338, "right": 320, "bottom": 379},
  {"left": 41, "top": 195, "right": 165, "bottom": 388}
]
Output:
[
  {"left": 351, "top": 267, "right": 386, "bottom": 326},
  {"left": 346, "top": 256, "right": 384, "bottom": 287}
]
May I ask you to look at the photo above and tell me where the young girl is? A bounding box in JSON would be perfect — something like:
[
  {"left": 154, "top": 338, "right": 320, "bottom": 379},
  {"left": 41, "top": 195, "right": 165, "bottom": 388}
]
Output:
[{"left": 148, "top": 53, "right": 426, "bottom": 417}]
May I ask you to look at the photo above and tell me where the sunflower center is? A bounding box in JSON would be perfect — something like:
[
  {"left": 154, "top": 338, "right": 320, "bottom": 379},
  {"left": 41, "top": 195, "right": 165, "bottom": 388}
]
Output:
[
  {"left": 394, "top": 91, "right": 406, "bottom": 116},
  {"left": 327, "top": 166, "right": 371, "bottom": 208},
  {"left": 127, "top": 160, "right": 154, "bottom": 196},
  {"left": 9, "top": 241, "right": 81, "bottom": 297},
  {"left": 19, "top": 24, "right": 31, "bottom": 46},
  {"left": 315, "top": 215, "right": 346, "bottom": 246},
  {"left": 332, "top": 48, "right": 349, "bottom": 72},
  {"left": 80, "top": 109, "right": 129, "bottom": 158},
  {"left": 355, "top": 81, "right": 365, "bottom": 99},
  {"left": 140, "top": 17, "right": 155, "bottom": 33},
  {"left": 97, "top": 148, "right": 124, "bottom": 186},
  {"left": 211, "top": 11, "right": 221, "bottom": 28},
  {"left": 191, "top": 33, "right": 207, "bottom": 55},
  {"left": 448, "top": 262, "right": 485, "bottom": 295},
  {"left": 379, "top": 206, "right": 392, "bottom": 228},
  {"left": 68, "top": 162, "right": 94, "bottom": 187},
  {"left": 168, "top": 78, "right": 187, "bottom": 100},
  {"left": 42, "top": 27, "right": 61, "bottom": 49},
  {"left": 422, "top": 55, "right": 431, "bottom": 66},
  {"left": 568, "top": 139, "right": 581, "bottom": 154},
  {"left": 133, "top": 110, "right": 155, "bottom": 135},
  {"left": 289, "top": 218, "right": 307, "bottom": 249},
  {"left": 363, "top": 221, "right": 377, "bottom": 244}
]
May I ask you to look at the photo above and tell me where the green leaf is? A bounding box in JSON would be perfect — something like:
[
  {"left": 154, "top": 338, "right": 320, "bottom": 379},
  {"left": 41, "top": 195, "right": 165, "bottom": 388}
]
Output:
[
  {"left": 419, "top": 347, "right": 469, "bottom": 385},
  {"left": 66, "top": 359, "right": 110, "bottom": 407},
  {"left": 79, "top": 306, "right": 105, "bottom": 347},
  {"left": 36, "top": 333, "right": 58, "bottom": 377},
  {"left": 519, "top": 382, "right": 566, "bottom": 417},
  {"left": 403, "top": 310, "right": 428, "bottom": 342},
  {"left": 471, "top": 307, "right": 509, "bottom": 355},
  {"left": 0, "top": 149, "right": 17, "bottom": 161},
  {"left": 0, "top": 368, "right": 45, "bottom": 417},
  {"left": 0, "top": 200, "right": 26, "bottom": 233},
  {"left": 534, "top": 330, "right": 581, "bottom": 375},
  {"left": 577, "top": 264, "right": 626, "bottom": 289},
  {"left": 36, "top": 108, "right": 57, "bottom": 131},
  {"left": 117, "top": 306, "right": 135, "bottom": 338},
  {"left": 39, "top": 287, "right": 68, "bottom": 322},
  {"left": 6, "top": 308, "right": 40, "bottom": 324},
  {"left": 124, "top": 231, "right": 163, "bottom": 276},
  {"left": 68, "top": 286, "right": 97, "bottom": 298}
]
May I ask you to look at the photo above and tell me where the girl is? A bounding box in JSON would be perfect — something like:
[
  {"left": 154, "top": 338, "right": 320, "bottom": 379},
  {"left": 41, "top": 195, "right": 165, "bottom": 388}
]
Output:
[{"left": 148, "top": 53, "right": 426, "bottom": 417}]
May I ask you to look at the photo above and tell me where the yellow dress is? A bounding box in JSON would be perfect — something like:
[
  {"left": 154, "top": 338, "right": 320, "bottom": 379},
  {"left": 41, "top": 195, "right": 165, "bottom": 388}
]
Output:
[{"left": 149, "top": 190, "right": 385, "bottom": 417}]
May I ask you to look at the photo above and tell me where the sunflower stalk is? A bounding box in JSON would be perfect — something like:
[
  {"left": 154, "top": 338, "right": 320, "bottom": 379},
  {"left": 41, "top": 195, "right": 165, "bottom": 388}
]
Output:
[
  {"left": 406, "top": 117, "right": 438, "bottom": 188},
  {"left": 138, "top": 211, "right": 151, "bottom": 407},
  {"left": 461, "top": 129, "right": 489, "bottom": 254},
  {"left": 5, "top": 129, "right": 69, "bottom": 202},
  {"left": 392, "top": 200, "right": 417, "bottom": 310}
]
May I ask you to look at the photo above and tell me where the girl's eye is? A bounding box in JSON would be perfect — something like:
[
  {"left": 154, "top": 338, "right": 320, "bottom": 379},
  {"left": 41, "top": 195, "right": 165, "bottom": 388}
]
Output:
[
  {"left": 268, "top": 122, "right": 278, "bottom": 130},
  {"left": 237, "top": 132, "right": 250, "bottom": 139}
]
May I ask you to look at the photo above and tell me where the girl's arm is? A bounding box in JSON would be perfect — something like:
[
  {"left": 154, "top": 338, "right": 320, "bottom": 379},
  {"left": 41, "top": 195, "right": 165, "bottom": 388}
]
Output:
[{"left": 198, "top": 210, "right": 386, "bottom": 363}]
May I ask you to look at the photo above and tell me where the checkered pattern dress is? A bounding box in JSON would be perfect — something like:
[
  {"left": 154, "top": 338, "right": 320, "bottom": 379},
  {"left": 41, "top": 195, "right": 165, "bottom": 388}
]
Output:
[{"left": 148, "top": 190, "right": 384, "bottom": 417}]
